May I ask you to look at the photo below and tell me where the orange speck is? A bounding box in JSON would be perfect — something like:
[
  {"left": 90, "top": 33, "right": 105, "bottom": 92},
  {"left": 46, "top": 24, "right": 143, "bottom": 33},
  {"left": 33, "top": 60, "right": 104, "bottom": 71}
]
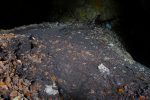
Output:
[
  {"left": 0, "top": 82, "right": 8, "bottom": 89},
  {"left": 117, "top": 88, "right": 124, "bottom": 93},
  {"left": 0, "top": 82, "right": 5, "bottom": 86},
  {"left": 140, "top": 96, "right": 146, "bottom": 100}
]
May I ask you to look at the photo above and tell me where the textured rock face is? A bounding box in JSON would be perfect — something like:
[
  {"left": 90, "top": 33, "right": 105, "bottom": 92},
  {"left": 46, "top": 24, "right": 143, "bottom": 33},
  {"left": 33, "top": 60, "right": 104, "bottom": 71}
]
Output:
[{"left": 0, "top": 23, "right": 150, "bottom": 99}]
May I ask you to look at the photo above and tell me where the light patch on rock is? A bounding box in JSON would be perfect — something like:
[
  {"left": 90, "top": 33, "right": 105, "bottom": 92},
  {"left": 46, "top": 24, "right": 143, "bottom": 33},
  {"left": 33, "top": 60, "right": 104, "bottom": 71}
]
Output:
[
  {"left": 124, "top": 59, "right": 127, "bottom": 61},
  {"left": 122, "top": 70, "right": 126, "bottom": 73},
  {"left": 124, "top": 58, "right": 135, "bottom": 64},
  {"left": 13, "top": 96, "right": 21, "bottom": 100},
  {"left": 104, "top": 57, "right": 111, "bottom": 61},
  {"left": 17, "top": 60, "right": 22, "bottom": 64},
  {"left": 108, "top": 43, "right": 114, "bottom": 47},
  {"left": 77, "top": 31, "right": 81, "bottom": 34},
  {"left": 98, "top": 63, "right": 110, "bottom": 75},
  {"left": 90, "top": 89, "right": 95, "bottom": 94},
  {"left": 44, "top": 84, "right": 59, "bottom": 95},
  {"left": 139, "top": 67, "right": 145, "bottom": 72}
]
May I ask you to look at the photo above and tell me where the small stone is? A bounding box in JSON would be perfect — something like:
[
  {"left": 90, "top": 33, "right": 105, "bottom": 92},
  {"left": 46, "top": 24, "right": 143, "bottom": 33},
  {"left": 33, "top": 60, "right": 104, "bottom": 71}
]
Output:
[
  {"left": 12, "top": 96, "right": 21, "bottom": 100},
  {"left": 17, "top": 60, "right": 22, "bottom": 64},
  {"left": 98, "top": 63, "right": 110, "bottom": 75},
  {"left": 44, "top": 85, "right": 59, "bottom": 96},
  {"left": 90, "top": 89, "right": 95, "bottom": 94}
]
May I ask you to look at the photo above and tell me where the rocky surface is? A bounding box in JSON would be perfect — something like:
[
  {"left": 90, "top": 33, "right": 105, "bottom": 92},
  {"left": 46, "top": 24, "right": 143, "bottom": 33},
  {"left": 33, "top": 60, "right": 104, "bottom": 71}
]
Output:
[{"left": 0, "top": 23, "right": 150, "bottom": 100}]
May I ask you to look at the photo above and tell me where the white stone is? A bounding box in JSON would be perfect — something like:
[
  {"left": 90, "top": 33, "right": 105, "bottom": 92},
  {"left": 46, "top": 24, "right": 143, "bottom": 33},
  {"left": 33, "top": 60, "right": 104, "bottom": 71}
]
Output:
[
  {"left": 17, "top": 60, "right": 22, "bottom": 64},
  {"left": 98, "top": 63, "right": 110, "bottom": 75},
  {"left": 44, "top": 84, "right": 59, "bottom": 95}
]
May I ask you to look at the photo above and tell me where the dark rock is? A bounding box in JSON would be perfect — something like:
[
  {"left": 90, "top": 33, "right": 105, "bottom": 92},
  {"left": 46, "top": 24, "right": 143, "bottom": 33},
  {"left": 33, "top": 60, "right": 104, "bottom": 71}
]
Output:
[{"left": 0, "top": 23, "right": 150, "bottom": 99}]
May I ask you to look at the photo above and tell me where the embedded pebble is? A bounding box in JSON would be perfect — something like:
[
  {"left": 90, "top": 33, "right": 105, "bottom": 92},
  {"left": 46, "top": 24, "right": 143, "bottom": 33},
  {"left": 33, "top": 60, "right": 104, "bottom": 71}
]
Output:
[{"left": 98, "top": 63, "right": 110, "bottom": 75}]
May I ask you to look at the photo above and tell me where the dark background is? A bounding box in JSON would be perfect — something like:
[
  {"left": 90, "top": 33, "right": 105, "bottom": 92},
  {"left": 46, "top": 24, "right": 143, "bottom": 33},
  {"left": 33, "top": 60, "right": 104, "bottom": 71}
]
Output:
[
  {"left": 0, "top": 0, "right": 150, "bottom": 67},
  {"left": 119, "top": 0, "right": 150, "bottom": 67}
]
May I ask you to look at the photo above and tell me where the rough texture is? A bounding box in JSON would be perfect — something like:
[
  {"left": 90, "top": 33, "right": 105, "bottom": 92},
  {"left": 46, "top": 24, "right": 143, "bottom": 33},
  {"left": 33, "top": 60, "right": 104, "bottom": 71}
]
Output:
[{"left": 0, "top": 23, "right": 150, "bottom": 100}]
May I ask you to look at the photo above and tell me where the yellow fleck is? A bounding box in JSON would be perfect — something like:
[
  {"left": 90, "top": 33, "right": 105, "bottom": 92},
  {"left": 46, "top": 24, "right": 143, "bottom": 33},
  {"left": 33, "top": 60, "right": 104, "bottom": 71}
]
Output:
[{"left": 51, "top": 75, "right": 57, "bottom": 82}]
